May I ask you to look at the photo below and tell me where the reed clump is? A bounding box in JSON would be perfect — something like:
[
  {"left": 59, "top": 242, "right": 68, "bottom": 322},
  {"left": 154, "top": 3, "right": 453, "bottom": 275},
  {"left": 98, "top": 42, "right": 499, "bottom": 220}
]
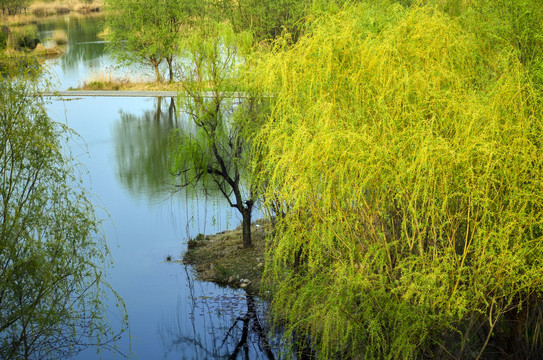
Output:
[
  {"left": 34, "top": 42, "right": 63, "bottom": 57},
  {"left": 52, "top": 29, "right": 67, "bottom": 45},
  {"left": 1, "top": 0, "right": 103, "bottom": 25}
]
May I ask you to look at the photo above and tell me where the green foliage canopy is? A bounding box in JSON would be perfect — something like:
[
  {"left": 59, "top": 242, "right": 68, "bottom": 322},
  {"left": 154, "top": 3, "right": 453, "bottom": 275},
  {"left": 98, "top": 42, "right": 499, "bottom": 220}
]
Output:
[
  {"left": 0, "top": 0, "right": 29, "bottom": 15},
  {"left": 217, "top": 0, "right": 308, "bottom": 43},
  {"left": 251, "top": 2, "right": 543, "bottom": 358},
  {"left": 105, "top": 0, "right": 198, "bottom": 82},
  {"left": 420, "top": 0, "right": 543, "bottom": 88},
  {"left": 0, "top": 79, "right": 127, "bottom": 359},
  {"left": 170, "top": 21, "right": 257, "bottom": 248}
]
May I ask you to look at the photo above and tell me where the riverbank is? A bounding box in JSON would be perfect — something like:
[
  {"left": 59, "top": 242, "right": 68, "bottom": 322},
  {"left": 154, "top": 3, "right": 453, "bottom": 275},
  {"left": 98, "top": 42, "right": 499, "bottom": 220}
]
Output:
[
  {"left": 1, "top": 0, "right": 103, "bottom": 26},
  {"left": 182, "top": 218, "right": 272, "bottom": 294},
  {"left": 78, "top": 77, "right": 184, "bottom": 92}
]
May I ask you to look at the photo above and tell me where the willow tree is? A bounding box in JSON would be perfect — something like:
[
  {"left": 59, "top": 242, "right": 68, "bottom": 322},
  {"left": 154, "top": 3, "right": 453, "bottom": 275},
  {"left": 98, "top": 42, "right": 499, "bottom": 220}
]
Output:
[
  {"left": 251, "top": 2, "right": 543, "bottom": 358},
  {"left": 169, "top": 21, "right": 256, "bottom": 248},
  {"left": 216, "top": 0, "right": 308, "bottom": 43},
  {"left": 0, "top": 79, "right": 127, "bottom": 359},
  {"left": 105, "top": 0, "right": 198, "bottom": 82},
  {"left": 416, "top": 0, "right": 543, "bottom": 87}
]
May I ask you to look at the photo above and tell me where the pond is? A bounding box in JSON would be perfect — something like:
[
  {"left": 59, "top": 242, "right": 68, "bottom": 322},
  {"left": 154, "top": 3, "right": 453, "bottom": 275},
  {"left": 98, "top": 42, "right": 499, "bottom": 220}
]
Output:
[
  {"left": 38, "top": 16, "right": 280, "bottom": 360},
  {"left": 36, "top": 15, "right": 154, "bottom": 90}
]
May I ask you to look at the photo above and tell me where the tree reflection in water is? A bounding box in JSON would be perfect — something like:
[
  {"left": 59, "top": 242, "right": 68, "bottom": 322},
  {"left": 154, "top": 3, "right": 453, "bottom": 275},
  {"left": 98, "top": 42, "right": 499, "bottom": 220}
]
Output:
[
  {"left": 159, "top": 266, "right": 279, "bottom": 359},
  {"left": 114, "top": 97, "right": 179, "bottom": 200},
  {"left": 36, "top": 16, "right": 107, "bottom": 72}
]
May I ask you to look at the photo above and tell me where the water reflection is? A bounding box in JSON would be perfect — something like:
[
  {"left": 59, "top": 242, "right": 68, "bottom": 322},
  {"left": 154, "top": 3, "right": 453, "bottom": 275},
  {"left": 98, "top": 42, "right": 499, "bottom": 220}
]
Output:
[
  {"left": 36, "top": 16, "right": 106, "bottom": 72},
  {"left": 38, "top": 14, "right": 277, "bottom": 359},
  {"left": 113, "top": 96, "right": 230, "bottom": 208},
  {"left": 113, "top": 97, "right": 178, "bottom": 200},
  {"left": 159, "top": 266, "right": 279, "bottom": 359},
  {"left": 37, "top": 16, "right": 151, "bottom": 89}
]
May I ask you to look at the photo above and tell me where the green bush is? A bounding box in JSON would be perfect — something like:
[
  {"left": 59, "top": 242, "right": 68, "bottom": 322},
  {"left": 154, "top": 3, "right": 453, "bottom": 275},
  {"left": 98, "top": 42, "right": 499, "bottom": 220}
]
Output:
[{"left": 0, "top": 26, "right": 9, "bottom": 50}]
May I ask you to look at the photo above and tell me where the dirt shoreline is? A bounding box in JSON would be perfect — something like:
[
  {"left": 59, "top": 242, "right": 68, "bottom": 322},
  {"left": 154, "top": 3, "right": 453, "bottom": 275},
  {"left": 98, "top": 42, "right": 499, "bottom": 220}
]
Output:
[{"left": 182, "top": 218, "right": 271, "bottom": 293}]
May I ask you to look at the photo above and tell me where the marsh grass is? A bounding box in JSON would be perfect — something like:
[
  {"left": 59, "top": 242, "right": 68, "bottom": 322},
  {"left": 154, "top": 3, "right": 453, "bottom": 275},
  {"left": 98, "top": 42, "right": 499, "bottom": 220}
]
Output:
[
  {"left": 77, "top": 69, "right": 239, "bottom": 92},
  {"left": 52, "top": 29, "right": 67, "bottom": 45},
  {"left": 30, "top": 0, "right": 102, "bottom": 16},
  {"left": 80, "top": 69, "right": 131, "bottom": 90},
  {"left": 1, "top": 0, "right": 103, "bottom": 25},
  {"left": 79, "top": 69, "right": 184, "bottom": 91}
]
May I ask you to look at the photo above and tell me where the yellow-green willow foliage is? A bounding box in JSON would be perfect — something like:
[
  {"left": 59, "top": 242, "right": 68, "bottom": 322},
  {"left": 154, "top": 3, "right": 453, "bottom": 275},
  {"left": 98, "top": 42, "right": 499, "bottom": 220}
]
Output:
[{"left": 251, "top": 2, "right": 543, "bottom": 359}]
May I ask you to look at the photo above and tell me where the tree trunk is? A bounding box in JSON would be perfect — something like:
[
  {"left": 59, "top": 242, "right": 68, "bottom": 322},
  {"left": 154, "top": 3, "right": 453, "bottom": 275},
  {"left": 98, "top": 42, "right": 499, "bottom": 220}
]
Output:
[
  {"left": 241, "top": 205, "right": 252, "bottom": 248},
  {"left": 154, "top": 63, "right": 161, "bottom": 83},
  {"left": 167, "top": 56, "right": 174, "bottom": 82}
]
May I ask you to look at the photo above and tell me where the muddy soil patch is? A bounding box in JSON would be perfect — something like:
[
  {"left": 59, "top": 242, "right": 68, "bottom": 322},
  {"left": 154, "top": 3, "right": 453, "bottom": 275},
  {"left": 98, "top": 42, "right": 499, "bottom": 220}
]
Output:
[{"left": 183, "top": 218, "right": 271, "bottom": 293}]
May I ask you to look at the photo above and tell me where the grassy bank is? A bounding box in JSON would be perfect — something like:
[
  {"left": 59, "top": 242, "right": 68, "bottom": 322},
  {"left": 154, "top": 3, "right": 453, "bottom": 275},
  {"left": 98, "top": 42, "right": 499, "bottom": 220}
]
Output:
[
  {"left": 182, "top": 219, "right": 271, "bottom": 293},
  {"left": 78, "top": 70, "right": 241, "bottom": 92},
  {"left": 78, "top": 76, "right": 184, "bottom": 92},
  {"left": 0, "top": 24, "right": 66, "bottom": 73},
  {"left": 1, "top": 0, "right": 103, "bottom": 26}
]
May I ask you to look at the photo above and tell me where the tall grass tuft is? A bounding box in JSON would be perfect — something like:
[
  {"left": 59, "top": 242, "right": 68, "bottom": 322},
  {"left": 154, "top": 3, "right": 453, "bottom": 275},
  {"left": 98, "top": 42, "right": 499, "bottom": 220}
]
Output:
[{"left": 53, "top": 29, "right": 67, "bottom": 45}]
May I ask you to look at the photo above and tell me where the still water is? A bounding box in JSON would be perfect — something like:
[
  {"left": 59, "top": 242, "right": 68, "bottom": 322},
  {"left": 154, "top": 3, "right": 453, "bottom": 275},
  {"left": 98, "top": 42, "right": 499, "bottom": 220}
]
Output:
[
  {"left": 37, "top": 15, "right": 154, "bottom": 90},
  {"left": 39, "top": 16, "right": 278, "bottom": 360}
]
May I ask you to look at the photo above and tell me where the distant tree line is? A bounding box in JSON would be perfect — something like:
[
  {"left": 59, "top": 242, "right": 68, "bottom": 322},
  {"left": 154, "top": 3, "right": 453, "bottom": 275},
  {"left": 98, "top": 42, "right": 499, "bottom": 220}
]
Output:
[{"left": 0, "top": 0, "right": 29, "bottom": 15}]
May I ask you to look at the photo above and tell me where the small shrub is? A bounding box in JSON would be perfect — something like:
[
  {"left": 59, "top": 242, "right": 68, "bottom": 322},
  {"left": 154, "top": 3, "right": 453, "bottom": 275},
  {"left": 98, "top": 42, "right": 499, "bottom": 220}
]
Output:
[
  {"left": 187, "top": 234, "right": 207, "bottom": 250},
  {"left": 7, "top": 25, "right": 39, "bottom": 50},
  {"left": 54, "top": 5, "right": 69, "bottom": 14},
  {"left": 85, "top": 81, "right": 105, "bottom": 90},
  {"left": 96, "top": 27, "right": 110, "bottom": 39},
  {"left": 0, "top": 26, "right": 10, "bottom": 50}
]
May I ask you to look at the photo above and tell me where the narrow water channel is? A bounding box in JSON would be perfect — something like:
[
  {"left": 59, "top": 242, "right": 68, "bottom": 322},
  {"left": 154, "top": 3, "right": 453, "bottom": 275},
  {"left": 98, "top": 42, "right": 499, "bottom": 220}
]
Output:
[{"left": 38, "top": 16, "right": 280, "bottom": 359}]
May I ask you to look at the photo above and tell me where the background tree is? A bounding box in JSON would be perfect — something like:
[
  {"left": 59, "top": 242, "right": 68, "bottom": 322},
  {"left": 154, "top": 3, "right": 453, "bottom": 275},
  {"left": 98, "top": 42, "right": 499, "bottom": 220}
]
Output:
[
  {"left": 105, "top": 0, "right": 197, "bottom": 82},
  {"left": 215, "top": 0, "right": 363, "bottom": 45},
  {"left": 250, "top": 1, "right": 543, "bottom": 358},
  {"left": 169, "top": 21, "right": 256, "bottom": 248},
  {"left": 0, "top": 78, "right": 127, "bottom": 359},
  {"left": 0, "top": 0, "right": 29, "bottom": 15},
  {"left": 216, "top": 0, "right": 307, "bottom": 43}
]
